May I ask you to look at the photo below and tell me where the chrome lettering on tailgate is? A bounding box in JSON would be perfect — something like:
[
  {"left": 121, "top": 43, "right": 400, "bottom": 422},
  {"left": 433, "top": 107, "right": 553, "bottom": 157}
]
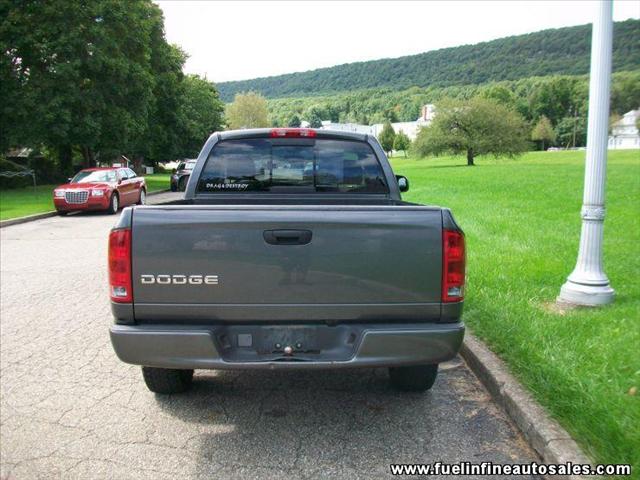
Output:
[{"left": 140, "top": 274, "right": 219, "bottom": 285}]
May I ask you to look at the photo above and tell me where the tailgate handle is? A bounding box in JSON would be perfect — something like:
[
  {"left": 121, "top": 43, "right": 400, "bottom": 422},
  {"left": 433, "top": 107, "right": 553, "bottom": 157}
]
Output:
[{"left": 263, "top": 229, "right": 312, "bottom": 245}]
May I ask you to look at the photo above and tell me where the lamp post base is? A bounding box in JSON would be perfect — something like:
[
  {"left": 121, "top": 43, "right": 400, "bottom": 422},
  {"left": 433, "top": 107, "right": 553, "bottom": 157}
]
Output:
[{"left": 557, "top": 280, "right": 615, "bottom": 307}]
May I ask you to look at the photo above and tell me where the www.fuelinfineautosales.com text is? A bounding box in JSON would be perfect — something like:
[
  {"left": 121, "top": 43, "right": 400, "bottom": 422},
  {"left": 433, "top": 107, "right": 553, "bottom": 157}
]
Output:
[{"left": 389, "top": 461, "right": 631, "bottom": 476}]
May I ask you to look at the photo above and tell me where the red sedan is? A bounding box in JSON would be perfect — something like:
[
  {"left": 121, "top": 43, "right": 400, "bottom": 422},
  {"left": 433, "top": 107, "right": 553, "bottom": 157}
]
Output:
[{"left": 53, "top": 167, "right": 146, "bottom": 215}]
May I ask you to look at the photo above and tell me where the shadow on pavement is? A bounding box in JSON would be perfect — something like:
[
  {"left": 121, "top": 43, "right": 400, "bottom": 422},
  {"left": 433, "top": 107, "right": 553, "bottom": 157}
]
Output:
[{"left": 152, "top": 364, "right": 540, "bottom": 478}]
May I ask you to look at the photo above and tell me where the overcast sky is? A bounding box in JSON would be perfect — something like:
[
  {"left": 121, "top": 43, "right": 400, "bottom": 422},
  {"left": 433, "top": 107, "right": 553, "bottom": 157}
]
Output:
[{"left": 155, "top": 1, "right": 639, "bottom": 83}]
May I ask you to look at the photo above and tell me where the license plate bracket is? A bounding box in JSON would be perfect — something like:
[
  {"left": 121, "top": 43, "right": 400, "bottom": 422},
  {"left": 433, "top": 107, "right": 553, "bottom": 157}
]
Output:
[{"left": 259, "top": 326, "right": 319, "bottom": 353}]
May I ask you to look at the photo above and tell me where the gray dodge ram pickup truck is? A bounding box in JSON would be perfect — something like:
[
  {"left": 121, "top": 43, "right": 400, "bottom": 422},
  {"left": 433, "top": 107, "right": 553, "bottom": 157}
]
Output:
[{"left": 109, "top": 128, "right": 465, "bottom": 393}]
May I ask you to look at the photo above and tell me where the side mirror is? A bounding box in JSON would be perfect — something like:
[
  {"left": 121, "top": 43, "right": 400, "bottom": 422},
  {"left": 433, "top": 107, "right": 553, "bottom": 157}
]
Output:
[
  {"left": 67, "top": 177, "right": 72, "bottom": 182},
  {"left": 396, "top": 175, "right": 409, "bottom": 192}
]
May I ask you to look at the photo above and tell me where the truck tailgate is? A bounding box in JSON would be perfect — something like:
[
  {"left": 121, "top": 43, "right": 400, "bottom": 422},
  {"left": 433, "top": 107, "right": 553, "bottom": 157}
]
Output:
[{"left": 131, "top": 205, "right": 443, "bottom": 322}]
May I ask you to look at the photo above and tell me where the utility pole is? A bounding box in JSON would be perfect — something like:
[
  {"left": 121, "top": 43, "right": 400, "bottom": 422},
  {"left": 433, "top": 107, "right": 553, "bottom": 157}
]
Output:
[{"left": 558, "top": 0, "right": 615, "bottom": 306}]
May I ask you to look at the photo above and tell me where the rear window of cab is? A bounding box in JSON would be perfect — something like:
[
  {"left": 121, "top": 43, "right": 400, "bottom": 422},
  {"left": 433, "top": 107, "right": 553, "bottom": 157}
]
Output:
[{"left": 196, "top": 138, "right": 389, "bottom": 194}]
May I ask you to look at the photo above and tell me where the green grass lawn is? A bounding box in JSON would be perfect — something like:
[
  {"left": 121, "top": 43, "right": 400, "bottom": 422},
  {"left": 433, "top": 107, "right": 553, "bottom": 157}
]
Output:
[
  {"left": 143, "top": 173, "right": 171, "bottom": 193},
  {"left": 0, "top": 184, "right": 58, "bottom": 221},
  {"left": 0, "top": 173, "right": 170, "bottom": 221},
  {"left": 391, "top": 150, "right": 639, "bottom": 472}
]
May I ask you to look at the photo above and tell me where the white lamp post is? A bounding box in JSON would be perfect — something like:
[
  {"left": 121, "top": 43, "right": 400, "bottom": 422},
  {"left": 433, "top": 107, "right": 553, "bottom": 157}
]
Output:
[{"left": 558, "top": 0, "right": 615, "bottom": 306}]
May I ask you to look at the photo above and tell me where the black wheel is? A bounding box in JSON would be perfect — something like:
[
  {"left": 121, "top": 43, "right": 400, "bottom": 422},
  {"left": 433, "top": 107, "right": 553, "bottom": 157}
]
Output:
[
  {"left": 137, "top": 188, "right": 146, "bottom": 205},
  {"left": 142, "top": 367, "right": 194, "bottom": 394},
  {"left": 107, "top": 193, "right": 119, "bottom": 214},
  {"left": 178, "top": 176, "right": 187, "bottom": 192},
  {"left": 389, "top": 364, "right": 438, "bottom": 392}
]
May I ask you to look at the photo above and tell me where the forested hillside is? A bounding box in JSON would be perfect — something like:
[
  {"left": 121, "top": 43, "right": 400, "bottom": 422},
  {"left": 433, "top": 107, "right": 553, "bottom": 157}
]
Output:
[
  {"left": 267, "top": 71, "right": 640, "bottom": 124},
  {"left": 265, "top": 70, "right": 640, "bottom": 149},
  {"left": 218, "top": 19, "right": 639, "bottom": 101}
]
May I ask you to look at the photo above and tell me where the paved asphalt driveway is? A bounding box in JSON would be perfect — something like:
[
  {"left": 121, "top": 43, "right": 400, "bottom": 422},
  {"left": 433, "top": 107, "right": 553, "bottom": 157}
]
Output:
[{"left": 1, "top": 192, "right": 540, "bottom": 479}]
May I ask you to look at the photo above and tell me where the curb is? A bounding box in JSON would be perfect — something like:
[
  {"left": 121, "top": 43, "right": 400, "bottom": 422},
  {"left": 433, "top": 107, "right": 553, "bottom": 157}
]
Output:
[
  {"left": 0, "top": 211, "right": 57, "bottom": 228},
  {"left": 460, "top": 333, "right": 594, "bottom": 479},
  {"left": 0, "top": 189, "right": 171, "bottom": 229},
  {"left": 147, "top": 189, "right": 170, "bottom": 197}
]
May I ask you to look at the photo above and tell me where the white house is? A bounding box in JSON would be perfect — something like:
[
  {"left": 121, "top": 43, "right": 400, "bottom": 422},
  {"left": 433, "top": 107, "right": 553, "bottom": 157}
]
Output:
[
  {"left": 371, "top": 104, "right": 437, "bottom": 141},
  {"left": 319, "top": 104, "right": 437, "bottom": 141},
  {"left": 319, "top": 121, "right": 374, "bottom": 135},
  {"left": 608, "top": 109, "right": 640, "bottom": 150}
]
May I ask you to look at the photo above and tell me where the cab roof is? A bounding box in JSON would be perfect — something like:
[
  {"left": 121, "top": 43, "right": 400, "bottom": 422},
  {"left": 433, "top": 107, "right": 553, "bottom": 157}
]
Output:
[{"left": 215, "top": 128, "right": 369, "bottom": 142}]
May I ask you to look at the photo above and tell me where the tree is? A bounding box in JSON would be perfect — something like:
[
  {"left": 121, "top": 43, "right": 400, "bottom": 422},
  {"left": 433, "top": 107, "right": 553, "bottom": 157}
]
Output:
[
  {"left": 378, "top": 121, "right": 396, "bottom": 155},
  {"left": 133, "top": 24, "right": 188, "bottom": 168},
  {"left": 393, "top": 131, "right": 411, "bottom": 157},
  {"left": 480, "top": 85, "right": 516, "bottom": 107},
  {"left": 383, "top": 108, "right": 399, "bottom": 123},
  {"left": 177, "top": 75, "right": 224, "bottom": 156},
  {"left": 225, "top": 92, "right": 269, "bottom": 129},
  {"left": 528, "top": 77, "right": 579, "bottom": 127},
  {"left": 305, "top": 105, "right": 324, "bottom": 128},
  {"left": 413, "top": 97, "right": 529, "bottom": 166},
  {"left": 0, "top": 0, "right": 221, "bottom": 170},
  {"left": 1, "top": 0, "right": 159, "bottom": 168},
  {"left": 610, "top": 70, "right": 640, "bottom": 115},
  {"left": 287, "top": 114, "right": 301, "bottom": 127},
  {"left": 555, "top": 115, "right": 587, "bottom": 148},
  {"left": 531, "top": 115, "right": 556, "bottom": 150}
]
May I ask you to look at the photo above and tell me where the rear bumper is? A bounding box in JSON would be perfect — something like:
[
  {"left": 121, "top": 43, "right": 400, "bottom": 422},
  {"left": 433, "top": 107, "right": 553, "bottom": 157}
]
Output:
[{"left": 109, "top": 322, "right": 465, "bottom": 370}]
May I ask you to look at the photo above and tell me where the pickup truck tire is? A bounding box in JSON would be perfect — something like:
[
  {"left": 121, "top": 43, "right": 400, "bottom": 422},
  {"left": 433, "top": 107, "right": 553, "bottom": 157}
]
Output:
[
  {"left": 389, "top": 364, "right": 438, "bottom": 392},
  {"left": 141, "top": 367, "right": 194, "bottom": 394}
]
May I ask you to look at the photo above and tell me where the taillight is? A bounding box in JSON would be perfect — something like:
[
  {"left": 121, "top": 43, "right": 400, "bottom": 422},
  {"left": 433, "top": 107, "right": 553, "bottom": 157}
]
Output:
[
  {"left": 109, "top": 228, "right": 132, "bottom": 303},
  {"left": 442, "top": 229, "right": 465, "bottom": 302},
  {"left": 270, "top": 128, "right": 316, "bottom": 138}
]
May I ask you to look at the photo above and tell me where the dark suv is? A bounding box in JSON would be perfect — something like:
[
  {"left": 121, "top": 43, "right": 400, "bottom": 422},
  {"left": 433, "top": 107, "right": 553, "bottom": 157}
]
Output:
[{"left": 170, "top": 159, "right": 196, "bottom": 192}]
